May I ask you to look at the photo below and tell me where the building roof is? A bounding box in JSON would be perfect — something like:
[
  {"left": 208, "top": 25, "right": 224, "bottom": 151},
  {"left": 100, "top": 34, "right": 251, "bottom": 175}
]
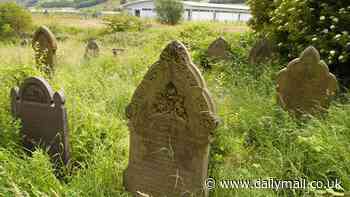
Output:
[
  {"left": 184, "top": 1, "right": 249, "bottom": 10},
  {"left": 121, "top": 0, "right": 250, "bottom": 11},
  {"left": 121, "top": 0, "right": 153, "bottom": 8}
]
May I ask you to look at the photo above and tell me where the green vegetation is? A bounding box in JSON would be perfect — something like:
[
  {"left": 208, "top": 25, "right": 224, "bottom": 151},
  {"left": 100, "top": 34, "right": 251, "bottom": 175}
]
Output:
[
  {"left": 247, "top": 0, "right": 350, "bottom": 86},
  {"left": 39, "top": 0, "right": 107, "bottom": 8},
  {"left": 103, "top": 14, "right": 144, "bottom": 33},
  {"left": 0, "top": 2, "right": 33, "bottom": 41},
  {"left": 0, "top": 14, "right": 349, "bottom": 197},
  {"left": 155, "top": 0, "right": 184, "bottom": 25}
]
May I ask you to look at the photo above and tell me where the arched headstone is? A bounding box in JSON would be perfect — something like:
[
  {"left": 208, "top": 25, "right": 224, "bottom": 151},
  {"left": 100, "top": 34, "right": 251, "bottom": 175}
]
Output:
[
  {"left": 276, "top": 46, "right": 337, "bottom": 116},
  {"left": 84, "top": 39, "right": 100, "bottom": 59},
  {"left": 248, "top": 37, "right": 276, "bottom": 65},
  {"left": 11, "top": 77, "right": 69, "bottom": 165},
  {"left": 32, "top": 26, "right": 57, "bottom": 75},
  {"left": 207, "top": 37, "right": 232, "bottom": 61},
  {"left": 124, "top": 41, "right": 219, "bottom": 197}
]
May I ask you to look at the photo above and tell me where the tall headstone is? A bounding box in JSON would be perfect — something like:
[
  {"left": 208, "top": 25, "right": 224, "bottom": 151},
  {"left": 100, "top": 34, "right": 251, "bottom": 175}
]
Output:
[
  {"left": 248, "top": 37, "right": 276, "bottom": 65},
  {"left": 124, "top": 41, "right": 219, "bottom": 197},
  {"left": 207, "top": 37, "right": 232, "bottom": 61},
  {"left": 84, "top": 39, "right": 100, "bottom": 59},
  {"left": 11, "top": 77, "right": 69, "bottom": 165},
  {"left": 32, "top": 26, "right": 57, "bottom": 75},
  {"left": 276, "top": 46, "right": 337, "bottom": 116}
]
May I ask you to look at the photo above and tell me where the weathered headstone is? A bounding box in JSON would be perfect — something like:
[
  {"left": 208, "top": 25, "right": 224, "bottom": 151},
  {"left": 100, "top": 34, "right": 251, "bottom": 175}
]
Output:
[
  {"left": 84, "top": 39, "right": 100, "bottom": 59},
  {"left": 207, "top": 37, "right": 232, "bottom": 61},
  {"left": 112, "top": 48, "right": 125, "bottom": 56},
  {"left": 11, "top": 77, "right": 69, "bottom": 165},
  {"left": 20, "top": 39, "right": 29, "bottom": 46},
  {"left": 248, "top": 37, "right": 276, "bottom": 65},
  {"left": 124, "top": 41, "right": 219, "bottom": 197},
  {"left": 32, "top": 26, "right": 57, "bottom": 75},
  {"left": 276, "top": 46, "right": 337, "bottom": 116}
]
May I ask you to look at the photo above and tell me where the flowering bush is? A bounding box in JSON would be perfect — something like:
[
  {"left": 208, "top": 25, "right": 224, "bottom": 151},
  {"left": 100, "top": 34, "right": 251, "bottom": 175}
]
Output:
[{"left": 248, "top": 0, "right": 350, "bottom": 86}]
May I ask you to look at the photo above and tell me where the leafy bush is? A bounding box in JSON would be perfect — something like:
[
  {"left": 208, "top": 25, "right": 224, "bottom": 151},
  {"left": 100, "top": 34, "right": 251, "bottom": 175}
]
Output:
[
  {"left": 247, "top": 0, "right": 350, "bottom": 86},
  {"left": 247, "top": 0, "right": 275, "bottom": 33},
  {"left": 103, "top": 14, "right": 144, "bottom": 33},
  {"left": 155, "top": 0, "right": 184, "bottom": 25},
  {"left": 179, "top": 23, "right": 216, "bottom": 51},
  {"left": 0, "top": 3, "right": 33, "bottom": 40}
]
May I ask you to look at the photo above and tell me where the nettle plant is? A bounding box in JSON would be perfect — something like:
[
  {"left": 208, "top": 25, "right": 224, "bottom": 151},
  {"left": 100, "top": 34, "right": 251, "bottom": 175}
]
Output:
[{"left": 248, "top": 0, "right": 350, "bottom": 76}]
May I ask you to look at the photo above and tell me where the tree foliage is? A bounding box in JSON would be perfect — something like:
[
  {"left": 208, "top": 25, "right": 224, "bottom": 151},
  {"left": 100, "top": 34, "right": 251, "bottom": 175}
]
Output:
[
  {"left": 0, "top": 2, "right": 33, "bottom": 40},
  {"left": 155, "top": 0, "right": 184, "bottom": 25},
  {"left": 247, "top": 0, "right": 350, "bottom": 86},
  {"left": 103, "top": 14, "right": 144, "bottom": 33}
]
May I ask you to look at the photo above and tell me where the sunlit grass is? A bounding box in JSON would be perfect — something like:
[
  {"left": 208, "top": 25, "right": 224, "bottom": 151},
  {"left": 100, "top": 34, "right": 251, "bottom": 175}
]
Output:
[{"left": 0, "top": 14, "right": 349, "bottom": 197}]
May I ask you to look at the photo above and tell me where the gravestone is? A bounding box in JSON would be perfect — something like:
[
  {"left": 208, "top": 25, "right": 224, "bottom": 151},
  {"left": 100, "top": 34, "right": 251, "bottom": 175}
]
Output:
[
  {"left": 248, "top": 37, "right": 276, "bottom": 65},
  {"left": 11, "top": 77, "right": 69, "bottom": 165},
  {"left": 112, "top": 48, "right": 125, "bottom": 56},
  {"left": 84, "top": 39, "right": 99, "bottom": 59},
  {"left": 124, "top": 41, "right": 219, "bottom": 197},
  {"left": 276, "top": 46, "right": 337, "bottom": 116},
  {"left": 207, "top": 37, "right": 232, "bottom": 61},
  {"left": 20, "top": 39, "right": 29, "bottom": 46},
  {"left": 32, "top": 26, "right": 57, "bottom": 75}
]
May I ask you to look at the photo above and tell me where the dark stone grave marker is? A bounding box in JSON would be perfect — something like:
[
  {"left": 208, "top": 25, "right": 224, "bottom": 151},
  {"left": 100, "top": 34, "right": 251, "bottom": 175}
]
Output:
[{"left": 11, "top": 77, "right": 69, "bottom": 165}]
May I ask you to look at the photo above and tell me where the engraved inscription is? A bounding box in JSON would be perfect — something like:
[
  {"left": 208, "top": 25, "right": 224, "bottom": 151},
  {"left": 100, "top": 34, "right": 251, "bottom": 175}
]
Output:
[{"left": 22, "top": 84, "right": 48, "bottom": 103}]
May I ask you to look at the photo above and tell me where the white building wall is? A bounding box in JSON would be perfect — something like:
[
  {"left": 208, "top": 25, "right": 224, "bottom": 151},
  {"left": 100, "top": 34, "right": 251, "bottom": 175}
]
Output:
[
  {"left": 141, "top": 9, "right": 157, "bottom": 18},
  {"left": 125, "top": 1, "right": 155, "bottom": 17},
  {"left": 122, "top": 1, "right": 252, "bottom": 22},
  {"left": 191, "top": 11, "right": 214, "bottom": 21},
  {"left": 216, "top": 12, "right": 238, "bottom": 22},
  {"left": 239, "top": 13, "right": 252, "bottom": 22}
]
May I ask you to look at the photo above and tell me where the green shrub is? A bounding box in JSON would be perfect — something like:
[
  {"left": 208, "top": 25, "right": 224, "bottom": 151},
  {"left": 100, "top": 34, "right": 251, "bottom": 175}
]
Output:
[
  {"left": 247, "top": 0, "right": 275, "bottom": 32},
  {"left": 247, "top": 0, "right": 350, "bottom": 86},
  {"left": 103, "top": 14, "right": 144, "bottom": 33},
  {"left": 178, "top": 23, "right": 216, "bottom": 51},
  {"left": 0, "top": 3, "right": 33, "bottom": 40},
  {"left": 155, "top": 0, "right": 184, "bottom": 25}
]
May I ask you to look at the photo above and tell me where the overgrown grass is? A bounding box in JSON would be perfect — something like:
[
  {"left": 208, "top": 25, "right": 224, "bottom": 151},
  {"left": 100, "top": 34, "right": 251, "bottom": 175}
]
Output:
[{"left": 0, "top": 16, "right": 349, "bottom": 197}]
